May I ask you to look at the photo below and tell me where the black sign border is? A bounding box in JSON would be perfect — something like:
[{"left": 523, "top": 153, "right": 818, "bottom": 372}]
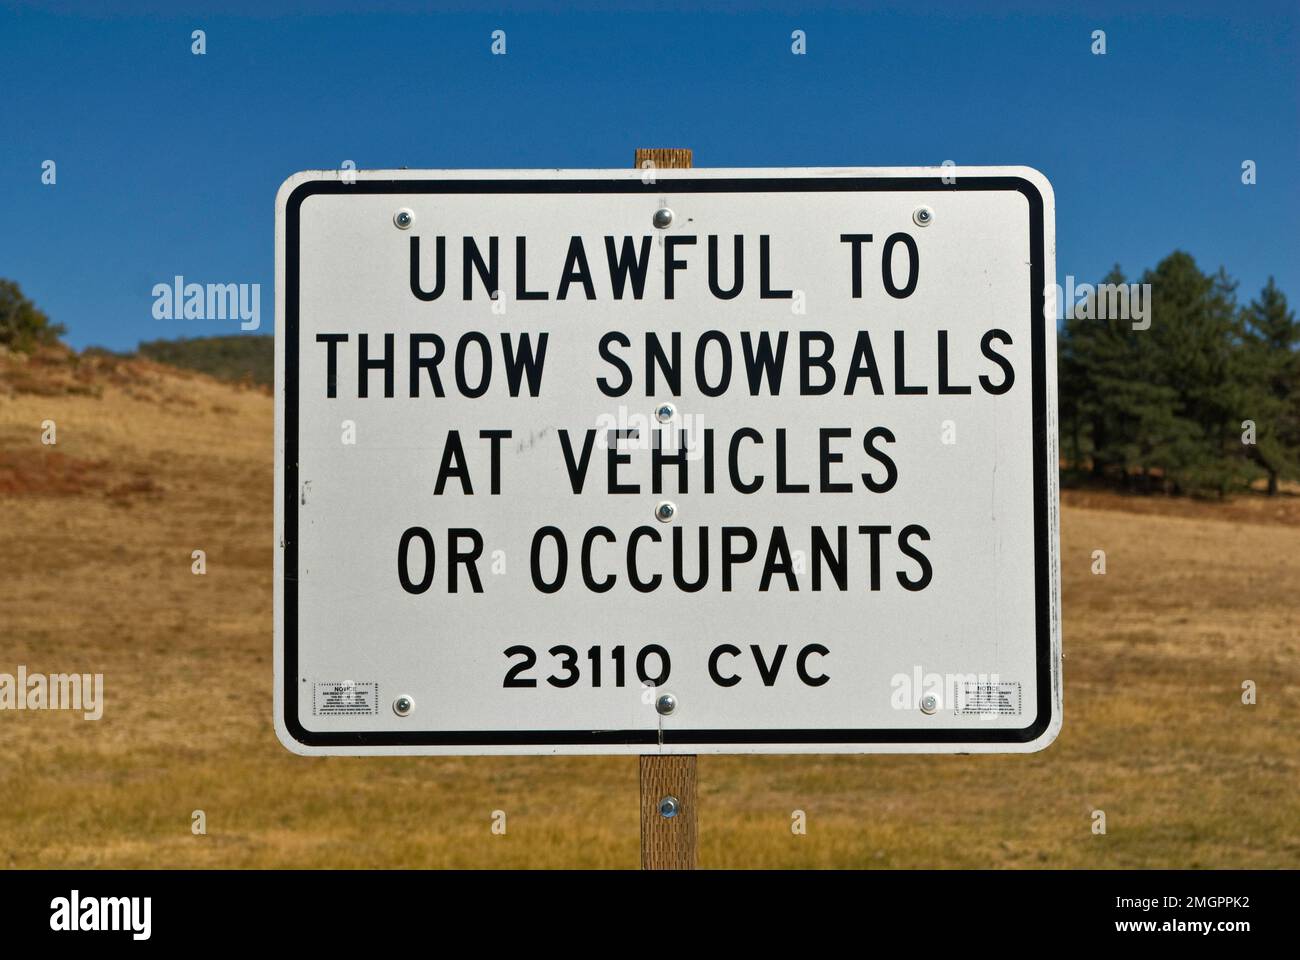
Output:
[{"left": 281, "top": 174, "right": 1054, "bottom": 749}]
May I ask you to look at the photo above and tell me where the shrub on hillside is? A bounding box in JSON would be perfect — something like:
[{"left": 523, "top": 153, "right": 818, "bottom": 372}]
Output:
[{"left": 0, "top": 279, "right": 65, "bottom": 353}]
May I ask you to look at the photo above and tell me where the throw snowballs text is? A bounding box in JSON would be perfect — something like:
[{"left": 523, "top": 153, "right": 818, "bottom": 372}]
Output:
[{"left": 311, "top": 323, "right": 1020, "bottom": 598}]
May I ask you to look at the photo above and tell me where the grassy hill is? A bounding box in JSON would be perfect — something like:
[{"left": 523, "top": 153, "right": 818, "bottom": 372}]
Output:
[
  {"left": 1, "top": 349, "right": 1298, "bottom": 867},
  {"left": 137, "top": 334, "right": 273, "bottom": 387},
  {"left": 84, "top": 334, "right": 275, "bottom": 388}
]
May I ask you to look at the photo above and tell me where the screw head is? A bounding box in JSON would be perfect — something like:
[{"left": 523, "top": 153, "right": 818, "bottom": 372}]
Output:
[
  {"left": 655, "top": 500, "right": 676, "bottom": 523},
  {"left": 656, "top": 693, "right": 677, "bottom": 715},
  {"left": 394, "top": 208, "right": 414, "bottom": 229},
  {"left": 913, "top": 206, "right": 933, "bottom": 227},
  {"left": 393, "top": 695, "right": 414, "bottom": 717},
  {"left": 655, "top": 402, "right": 676, "bottom": 423},
  {"left": 920, "top": 694, "right": 939, "bottom": 715},
  {"left": 658, "top": 795, "right": 680, "bottom": 819},
  {"left": 653, "top": 207, "right": 674, "bottom": 229}
]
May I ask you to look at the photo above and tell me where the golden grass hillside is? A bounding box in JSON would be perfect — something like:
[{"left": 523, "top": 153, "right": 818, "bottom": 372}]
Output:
[{"left": 1, "top": 347, "right": 1297, "bottom": 868}]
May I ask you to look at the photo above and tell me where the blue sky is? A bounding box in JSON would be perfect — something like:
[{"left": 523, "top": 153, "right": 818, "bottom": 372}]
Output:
[{"left": 1, "top": 0, "right": 1296, "bottom": 351}]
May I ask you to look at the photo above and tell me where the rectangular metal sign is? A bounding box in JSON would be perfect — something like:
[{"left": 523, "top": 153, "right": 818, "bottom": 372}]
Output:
[{"left": 274, "top": 166, "right": 1062, "bottom": 755}]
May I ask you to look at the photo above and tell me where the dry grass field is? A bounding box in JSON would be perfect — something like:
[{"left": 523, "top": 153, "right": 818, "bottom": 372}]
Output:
[{"left": 2, "top": 347, "right": 1297, "bottom": 869}]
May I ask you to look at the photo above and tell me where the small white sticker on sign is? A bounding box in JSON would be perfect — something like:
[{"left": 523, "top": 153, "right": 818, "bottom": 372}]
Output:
[
  {"left": 958, "top": 682, "right": 1023, "bottom": 717},
  {"left": 313, "top": 681, "right": 378, "bottom": 717}
]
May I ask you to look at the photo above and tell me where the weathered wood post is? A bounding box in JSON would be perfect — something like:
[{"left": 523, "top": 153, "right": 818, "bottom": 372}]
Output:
[{"left": 634, "top": 146, "right": 699, "bottom": 871}]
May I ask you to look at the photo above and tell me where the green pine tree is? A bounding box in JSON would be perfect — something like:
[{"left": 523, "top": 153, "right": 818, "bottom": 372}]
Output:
[
  {"left": 1240, "top": 277, "right": 1300, "bottom": 494},
  {"left": 1059, "top": 253, "right": 1269, "bottom": 496},
  {"left": 1141, "top": 253, "right": 1252, "bottom": 496},
  {"left": 1060, "top": 264, "right": 1193, "bottom": 489}
]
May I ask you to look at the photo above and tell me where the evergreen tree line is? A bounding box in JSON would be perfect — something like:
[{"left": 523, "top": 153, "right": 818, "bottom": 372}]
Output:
[{"left": 1060, "top": 252, "right": 1300, "bottom": 496}]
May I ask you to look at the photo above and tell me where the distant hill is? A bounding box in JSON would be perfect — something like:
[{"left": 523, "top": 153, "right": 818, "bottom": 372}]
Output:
[{"left": 133, "top": 334, "right": 273, "bottom": 387}]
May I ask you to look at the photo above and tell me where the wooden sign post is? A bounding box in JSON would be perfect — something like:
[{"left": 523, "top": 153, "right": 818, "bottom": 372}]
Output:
[{"left": 634, "top": 147, "right": 699, "bottom": 872}]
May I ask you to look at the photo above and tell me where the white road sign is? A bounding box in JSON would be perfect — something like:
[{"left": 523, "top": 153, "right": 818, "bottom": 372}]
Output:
[{"left": 274, "top": 166, "right": 1061, "bottom": 755}]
